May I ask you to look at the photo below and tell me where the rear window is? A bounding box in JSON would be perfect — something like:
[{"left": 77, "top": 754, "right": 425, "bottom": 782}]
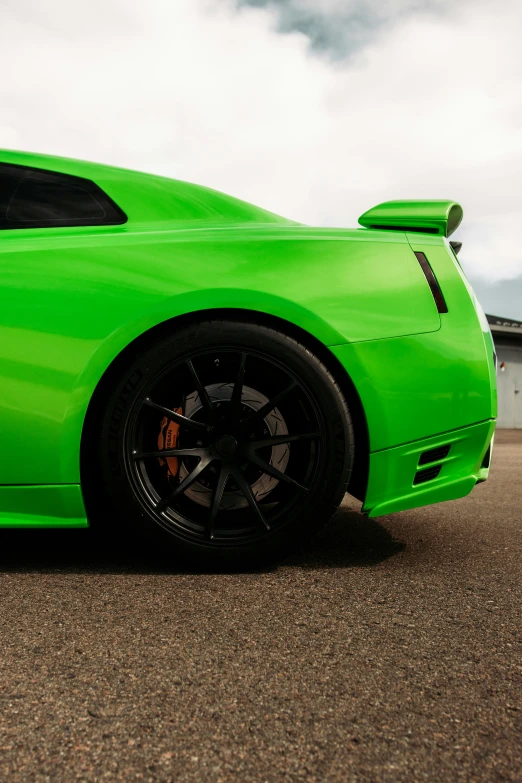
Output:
[{"left": 0, "top": 163, "right": 127, "bottom": 229}]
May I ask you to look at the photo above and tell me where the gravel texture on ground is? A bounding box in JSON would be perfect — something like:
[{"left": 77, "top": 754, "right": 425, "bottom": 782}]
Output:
[{"left": 0, "top": 431, "right": 520, "bottom": 782}]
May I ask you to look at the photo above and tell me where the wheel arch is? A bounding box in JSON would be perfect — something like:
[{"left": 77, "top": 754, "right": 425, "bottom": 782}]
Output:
[{"left": 80, "top": 308, "right": 370, "bottom": 504}]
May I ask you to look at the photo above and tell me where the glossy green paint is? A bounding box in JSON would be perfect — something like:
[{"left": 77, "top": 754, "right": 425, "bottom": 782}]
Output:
[
  {"left": 0, "top": 151, "right": 496, "bottom": 525},
  {"left": 362, "top": 419, "right": 495, "bottom": 518},
  {"left": 0, "top": 485, "right": 87, "bottom": 527},
  {"left": 0, "top": 150, "right": 297, "bottom": 227},
  {"left": 359, "top": 199, "right": 463, "bottom": 237},
  {"left": 330, "top": 235, "right": 497, "bottom": 453}
]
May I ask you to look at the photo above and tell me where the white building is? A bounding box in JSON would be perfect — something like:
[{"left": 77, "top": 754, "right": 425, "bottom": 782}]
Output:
[{"left": 488, "top": 314, "right": 522, "bottom": 428}]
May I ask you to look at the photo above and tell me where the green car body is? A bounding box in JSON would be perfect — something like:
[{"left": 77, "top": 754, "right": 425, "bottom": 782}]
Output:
[{"left": 0, "top": 150, "right": 496, "bottom": 530}]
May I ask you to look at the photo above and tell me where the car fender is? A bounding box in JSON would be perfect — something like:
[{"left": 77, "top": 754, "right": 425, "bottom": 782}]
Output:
[{"left": 61, "top": 288, "right": 345, "bottom": 483}]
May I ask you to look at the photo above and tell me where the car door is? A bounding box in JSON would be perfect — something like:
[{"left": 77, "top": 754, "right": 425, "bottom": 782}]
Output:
[{"left": 0, "top": 162, "right": 127, "bottom": 486}]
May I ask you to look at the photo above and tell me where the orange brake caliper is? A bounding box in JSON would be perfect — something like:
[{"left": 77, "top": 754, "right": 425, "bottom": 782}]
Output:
[{"left": 157, "top": 407, "right": 183, "bottom": 478}]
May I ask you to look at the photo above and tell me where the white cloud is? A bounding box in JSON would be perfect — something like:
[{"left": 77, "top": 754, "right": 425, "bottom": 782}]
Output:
[
  {"left": 287, "top": 0, "right": 446, "bottom": 13},
  {"left": 0, "top": 0, "right": 521, "bottom": 284}
]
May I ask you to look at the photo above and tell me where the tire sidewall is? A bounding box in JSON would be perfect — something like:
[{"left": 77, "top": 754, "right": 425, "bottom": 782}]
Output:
[{"left": 97, "top": 321, "right": 353, "bottom": 567}]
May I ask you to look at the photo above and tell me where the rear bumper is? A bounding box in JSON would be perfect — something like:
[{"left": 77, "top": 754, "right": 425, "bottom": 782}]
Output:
[{"left": 362, "top": 419, "right": 496, "bottom": 518}]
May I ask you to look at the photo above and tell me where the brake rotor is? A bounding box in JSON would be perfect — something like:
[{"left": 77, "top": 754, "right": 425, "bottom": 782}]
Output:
[{"left": 156, "top": 383, "right": 289, "bottom": 511}]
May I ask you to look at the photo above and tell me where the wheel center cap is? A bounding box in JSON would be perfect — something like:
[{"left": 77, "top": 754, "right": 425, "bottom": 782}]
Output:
[{"left": 215, "top": 434, "right": 238, "bottom": 458}]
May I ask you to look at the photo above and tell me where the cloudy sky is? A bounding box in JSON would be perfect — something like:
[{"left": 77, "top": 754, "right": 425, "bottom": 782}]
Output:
[{"left": 1, "top": 0, "right": 521, "bottom": 318}]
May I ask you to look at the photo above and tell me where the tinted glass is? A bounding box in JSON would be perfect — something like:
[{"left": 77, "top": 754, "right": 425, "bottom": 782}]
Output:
[{"left": 0, "top": 163, "right": 127, "bottom": 229}]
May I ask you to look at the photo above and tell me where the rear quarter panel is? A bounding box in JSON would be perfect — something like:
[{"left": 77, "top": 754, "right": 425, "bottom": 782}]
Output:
[
  {"left": 331, "top": 234, "right": 496, "bottom": 453},
  {"left": 0, "top": 223, "right": 440, "bottom": 484}
]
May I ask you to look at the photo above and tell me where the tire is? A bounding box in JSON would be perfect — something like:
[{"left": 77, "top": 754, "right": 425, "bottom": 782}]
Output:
[{"left": 92, "top": 320, "right": 354, "bottom": 568}]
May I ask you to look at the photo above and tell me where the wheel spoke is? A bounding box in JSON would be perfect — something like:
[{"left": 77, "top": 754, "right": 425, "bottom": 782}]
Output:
[
  {"left": 245, "top": 453, "right": 309, "bottom": 492},
  {"left": 156, "top": 456, "right": 214, "bottom": 512},
  {"left": 240, "top": 381, "right": 297, "bottom": 432},
  {"left": 230, "top": 467, "right": 270, "bottom": 531},
  {"left": 143, "top": 398, "right": 210, "bottom": 434},
  {"left": 209, "top": 465, "right": 231, "bottom": 539},
  {"left": 230, "top": 352, "right": 247, "bottom": 414},
  {"left": 133, "top": 448, "right": 208, "bottom": 460},
  {"left": 248, "top": 432, "right": 319, "bottom": 450},
  {"left": 132, "top": 347, "right": 322, "bottom": 544},
  {"left": 186, "top": 359, "right": 216, "bottom": 421}
]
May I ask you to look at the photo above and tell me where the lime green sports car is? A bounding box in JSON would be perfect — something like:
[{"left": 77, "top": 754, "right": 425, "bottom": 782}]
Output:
[{"left": 0, "top": 151, "right": 496, "bottom": 566}]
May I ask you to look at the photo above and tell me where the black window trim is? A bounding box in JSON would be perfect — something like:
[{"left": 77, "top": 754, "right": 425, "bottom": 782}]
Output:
[{"left": 0, "top": 161, "right": 127, "bottom": 230}]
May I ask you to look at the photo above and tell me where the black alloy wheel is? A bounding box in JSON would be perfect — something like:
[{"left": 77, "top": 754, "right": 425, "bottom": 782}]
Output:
[{"left": 92, "top": 321, "right": 354, "bottom": 567}]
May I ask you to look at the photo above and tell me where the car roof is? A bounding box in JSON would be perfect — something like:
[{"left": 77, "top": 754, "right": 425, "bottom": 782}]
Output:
[{"left": 0, "top": 150, "right": 297, "bottom": 226}]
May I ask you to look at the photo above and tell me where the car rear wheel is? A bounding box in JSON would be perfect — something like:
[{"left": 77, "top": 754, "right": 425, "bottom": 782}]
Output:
[{"left": 93, "top": 320, "right": 354, "bottom": 567}]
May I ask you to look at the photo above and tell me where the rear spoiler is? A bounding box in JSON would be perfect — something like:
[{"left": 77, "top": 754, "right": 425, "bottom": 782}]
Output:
[{"left": 358, "top": 200, "right": 463, "bottom": 238}]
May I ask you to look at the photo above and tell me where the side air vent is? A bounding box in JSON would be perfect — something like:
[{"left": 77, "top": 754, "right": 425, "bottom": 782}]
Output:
[
  {"left": 481, "top": 444, "right": 491, "bottom": 469},
  {"left": 418, "top": 444, "right": 451, "bottom": 465},
  {"left": 413, "top": 251, "right": 448, "bottom": 314},
  {"left": 414, "top": 465, "right": 442, "bottom": 485},
  {"left": 369, "top": 224, "right": 439, "bottom": 234}
]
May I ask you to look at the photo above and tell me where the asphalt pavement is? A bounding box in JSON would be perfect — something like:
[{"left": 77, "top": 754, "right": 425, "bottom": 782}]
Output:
[{"left": 0, "top": 430, "right": 520, "bottom": 782}]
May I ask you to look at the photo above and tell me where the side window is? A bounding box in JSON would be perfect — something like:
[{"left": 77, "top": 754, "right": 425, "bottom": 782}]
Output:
[{"left": 0, "top": 163, "right": 127, "bottom": 229}]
